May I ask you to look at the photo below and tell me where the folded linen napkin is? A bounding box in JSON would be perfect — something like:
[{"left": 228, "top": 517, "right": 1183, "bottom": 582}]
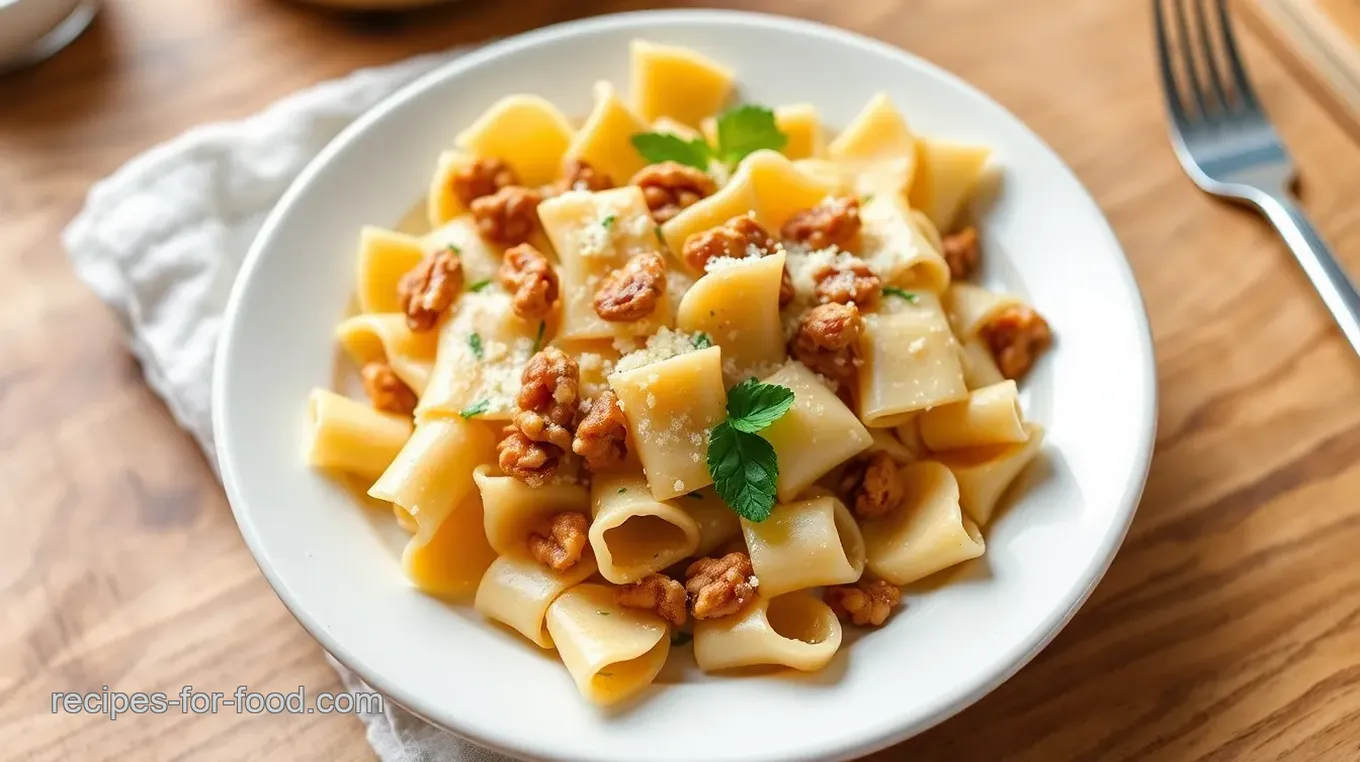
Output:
[{"left": 64, "top": 47, "right": 516, "bottom": 762}]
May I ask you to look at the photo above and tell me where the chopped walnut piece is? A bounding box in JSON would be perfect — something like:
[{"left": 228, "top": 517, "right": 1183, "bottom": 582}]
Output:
[
  {"left": 360, "top": 362, "right": 417, "bottom": 416},
  {"left": 980, "top": 305, "right": 1052, "bottom": 380},
  {"left": 781, "top": 197, "right": 862, "bottom": 250},
  {"left": 631, "top": 161, "right": 716, "bottom": 223},
  {"left": 838, "top": 452, "right": 904, "bottom": 520},
  {"left": 513, "top": 347, "right": 580, "bottom": 451},
  {"left": 812, "top": 256, "right": 882, "bottom": 306},
  {"left": 572, "top": 390, "right": 628, "bottom": 471},
  {"left": 397, "top": 248, "right": 463, "bottom": 332},
  {"left": 593, "top": 251, "right": 666, "bottom": 322},
  {"left": 471, "top": 185, "right": 542, "bottom": 246},
  {"left": 942, "top": 226, "right": 980, "bottom": 281},
  {"left": 616, "top": 573, "right": 688, "bottom": 627},
  {"left": 825, "top": 578, "right": 901, "bottom": 627},
  {"left": 452, "top": 157, "right": 519, "bottom": 207},
  {"left": 685, "top": 552, "right": 757, "bottom": 620},
  {"left": 681, "top": 215, "right": 776, "bottom": 272},
  {"left": 791, "top": 302, "right": 864, "bottom": 386},
  {"left": 497, "top": 426, "right": 561, "bottom": 487},
  {"left": 528, "top": 511, "right": 589, "bottom": 572},
  {"left": 558, "top": 158, "right": 615, "bottom": 193},
  {"left": 498, "top": 243, "right": 559, "bottom": 320}
]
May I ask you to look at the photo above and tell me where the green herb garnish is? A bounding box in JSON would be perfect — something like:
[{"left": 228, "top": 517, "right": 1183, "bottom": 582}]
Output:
[
  {"left": 531, "top": 320, "right": 546, "bottom": 353},
  {"left": 468, "top": 279, "right": 492, "bottom": 292},
  {"left": 630, "top": 105, "right": 788, "bottom": 171},
  {"left": 468, "top": 333, "right": 483, "bottom": 360},
  {"left": 705, "top": 378, "right": 795, "bottom": 523},
  {"left": 654, "top": 225, "right": 666, "bottom": 246},
  {"left": 861, "top": 193, "right": 875, "bottom": 204},
  {"left": 883, "top": 286, "right": 919, "bottom": 303},
  {"left": 692, "top": 332, "right": 713, "bottom": 349},
  {"left": 617, "top": 487, "right": 628, "bottom": 494},
  {"left": 459, "top": 400, "right": 490, "bottom": 419},
  {"left": 446, "top": 244, "right": 462, "bottom": 254},
  {"left": 601, "top": 214, "right": 617, "bottom": 229},
  {"left": 630, "top": 133, "right": 713, "bottom": 171}
]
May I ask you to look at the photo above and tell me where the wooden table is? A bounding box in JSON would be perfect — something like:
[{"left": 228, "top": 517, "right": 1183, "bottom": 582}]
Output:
[{"left": 4, "top": 0, "right": 1360, "bottom": 759}]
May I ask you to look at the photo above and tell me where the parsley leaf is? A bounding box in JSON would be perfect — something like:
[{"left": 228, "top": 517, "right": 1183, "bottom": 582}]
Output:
[
  {"left": 707, "top": 421, "right": 779, "bottom": 523},
  {"left": 468, "top": 279, "right": 492, "bottom": 293},
  {"left": 617, "top": 487, "right": 627, "bottom": 494},
  {"left": 459, "top": 400, "right": 490, "bottom": 419},
  {"left": 883, "top": 286, "right": 919, "bottom": 303},
  {"left": 531, "top": 320, "right": 546, "bottom": 353},
  {"left": 468, "top": 333, "right": 483, "bottom": 360},
  {"left": 671, "top": 631, "right": 693, "bottom": 646},
  {"left": 630, "top": 133, "right": 712, "bottom": 170},
  {"left": 725, "top": 378, "right": 796, "bottom": 434},
  {"left": 692, "top": 332, "right": 713, "bottom": 349},
  {"left": 601, "top": 214, "right": 617, "bottom": 230},
  {"left": 446, "top": 244, "right": 462, "bottom": 254},
  {"left": 861, "top": 193, "right": 875, "bottom": 204},
  {"left": 654, "top": 225, "right": 666, "bottom": 246},
  {"left": 714, "top": 105, "right": 788, "bottom": 167}
]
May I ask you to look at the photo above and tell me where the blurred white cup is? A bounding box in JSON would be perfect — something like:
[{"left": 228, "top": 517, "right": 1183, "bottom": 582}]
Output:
[{"left": 0, "top": 0, "right": 99, "bottom": 74}]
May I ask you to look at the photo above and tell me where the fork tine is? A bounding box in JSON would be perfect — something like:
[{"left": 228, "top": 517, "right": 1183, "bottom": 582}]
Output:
[
  {"left": 1193, "top": 0, "right": 1231, "bottom": 111},
  {"left": 1213, "top": 0, "right": 1260, "bottom": 110},
  {"left": 1154, "top": 0, "right": 1191, "bottom": 126},
  {"left": 1173, "top": 0, "right": 1211, "bottom": 118}
]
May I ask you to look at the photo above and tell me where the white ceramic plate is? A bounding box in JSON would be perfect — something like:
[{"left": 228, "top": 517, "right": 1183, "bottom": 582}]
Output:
[{"left": 215, "top": 10, "right": 1156, "bottom": 762}]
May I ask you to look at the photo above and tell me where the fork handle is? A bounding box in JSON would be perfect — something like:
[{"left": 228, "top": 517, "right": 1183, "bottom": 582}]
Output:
[{"left": 1257, "top": 193, "right": 1360, "bottom": 355}]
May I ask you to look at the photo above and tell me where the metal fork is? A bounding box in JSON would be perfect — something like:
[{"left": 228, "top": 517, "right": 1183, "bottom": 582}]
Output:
[{"left": 1155, "top": 0, "right": 1360, "bottom": 354}]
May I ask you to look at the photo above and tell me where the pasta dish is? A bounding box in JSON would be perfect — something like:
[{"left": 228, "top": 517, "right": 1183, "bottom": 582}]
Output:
[{"left": 305, "top": 39, "right": 1053, "bottom": 707}]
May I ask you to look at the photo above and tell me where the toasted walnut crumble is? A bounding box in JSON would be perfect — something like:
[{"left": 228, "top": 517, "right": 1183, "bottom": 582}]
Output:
[
  {"left": 471, "top": 185, "right": 542, "bottom": 246},
  {"left": 631, "top": 161, "right": 716, "bottom": 223},
  {"left": 452, "top": 157, "right": 518, "bottom": 207},
  {"left": 682, "top": 216, "right": 794, "bottom": 306},
  {"left": 792, "top": 302, "right": 864, "bottom": 386},
  {"left": 497, "top": 426, "right": 562, "bottom": 488},
  {"left": 572, "top": 390, "right": 628, "bottom": 471},
  {"left": 811, "top": 256, "right": 881, "bottom": 306},
  {"left": 498, "top": 243, "right": 559, "bottom": 320},
  {"left": 685, "top": 552, "right": 757, "bottom": 620},
  {"left": 825, "top": 578, "right": 901, "bottom": 627},
  {"left": 981, "top": 305, "right": 1052, "bottom": 380},
  {"left": 513, "top": 347, "right": 580, "bottom": 451},
  {"left": 397, "top": 248, "right": 463, "bottom": 332},
  {"left": 942, "top": 226, "right": 980, "bottom": 281},
  {"left": 616, "top": 573, "right": 688, "bottom": 627},
  {"left": 360, "top": 362, "right": 417, "bottom": 416},
  {"left": 594, "top": 251, "right": 666, "bottom": 322},
  {"left": 781, "top": 197, "right": 862, "bottom": 250},
  {"left": 838, "top": 452, "right": 904, "bottom": 520},
  {"left": 558, "top": 158, "right": 614, "bottom": 193},
  {"left": 528, "top": 511, "right": 589, "bottom": 572}
]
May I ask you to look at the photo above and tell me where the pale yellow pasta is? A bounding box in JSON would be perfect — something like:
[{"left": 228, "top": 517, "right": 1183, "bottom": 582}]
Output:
[
  {"left": 693, "top": 592, "right": 842, "bottom": 672},
  {"left": 828, "top": 93, "right": 917, "bottom": 160},
  {"left": 759, "top": 360, "right": 872, "bottom": 500},
  {"left": 306, "top": 389, "right": 413, "bottom": 481},
  {"left": 856, "top": 292, "right": 969, "bottom": 426},
  {"left": 659, "top": 172, "right": 760, "bottom": 256},
  {"left": 630, "top": 39, "right": 734, "bottom": 127},
  {"left": 368, "top": 417, "right": 495, "bottom": 544},
  {"left": 918, "top": 380, "right": 1029, "bottom": 451},
  {"left": 650, "top": 116, "right": 702, "bottom": 140},
  {"left": 588, "top": 472, "right": 701, "bottom": 584},
  {"left": 960, "top": 336, "right": 1006, "bottom": 389},
  {"left": 911, "top": 209, "right": 945, "bottom": 256},
  {"left": 335, "top": 313, "right": 438, "bottom": 395},
  {"left": 945, "top": 282, "right": 1027, "bottom": 339},
  {"left": 908, "top": 140, "right": 991, "bottom": 232},
  {"left": 791, "top": 158, "right": 853, "bottom": 196},
  {"left": 609, "top": 345, "right": 725, "bottom": 500},
  {"left": 893, "top": 415, "right": 929, "bottom": 462},
  {"left": 741, "top": 494, "right": 866, "bottom": 597},
  {"left": 538, "top": 187, "right": 672, "bottom": 341},
  {"left": 403, "top": 491, "right": 497, "bottom": 600},
  {"left": 867, "top": 426, "right": 920, "bottom": 464},
  {"left": 475, "top": 553, "right": 599, "bottom": 648},
  {"left": 474, "top": 465, "right": 590, "bottom": 556},
  {"left": 674, "top": 487, "right": 742, "bottom": 556},
  {"left": 422, "top": 215, "right": 505, "bottom": 285},
  {"left": 859, "top": 194, "right": 950, "bottom": 292},
  {"left": 415, "top": 290, "right": 542, "bottom": 421},
  {"left": 565, "top": 81, "right": 651, "bottom": 186},
  {"left": 355, "top": 226, "right": 425, "bottom": 314},
  {"left": 546, "top": 583, "right": 670, "bottom": 705},
  {"left": 675, "top": 251, "right": 787, "bottom": 382},
  {"left": 737, "top": 149, "right": 839, "bottom": 232},
  {"left": 937, "top": 422, "right": 1045, "bottom": 526},
  {"left": 426, "top": 151, "right": 475, "bottom": 229},
  {"left": 454, "top": 95, "right": 574, "bottom": 187},
  {"left": 861, "top": 461, "right": 985, "bottom": 585}
]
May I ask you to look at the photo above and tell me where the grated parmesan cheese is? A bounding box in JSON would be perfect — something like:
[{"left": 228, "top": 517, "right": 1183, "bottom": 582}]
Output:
[{"left": 613, "top": 326, "right": 703, "bottom": 374}]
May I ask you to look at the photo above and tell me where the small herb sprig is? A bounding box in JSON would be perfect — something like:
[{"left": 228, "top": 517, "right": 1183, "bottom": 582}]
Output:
[
  {"left": 883, "top": 286, "right": 919, "bottom": 303},
  {"left": 706, "top": 378, "right": 795, "bottom": 523},
  {"left": 630, "top": 105, "right": 788, "bottom": 172}
]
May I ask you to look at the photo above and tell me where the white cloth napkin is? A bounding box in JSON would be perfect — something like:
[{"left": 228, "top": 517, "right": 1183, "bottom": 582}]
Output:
[{"left": 64, "top": 47, "right": 515, "bottom": 762}]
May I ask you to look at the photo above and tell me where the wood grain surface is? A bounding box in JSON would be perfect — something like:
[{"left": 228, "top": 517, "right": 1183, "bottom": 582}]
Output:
[{"left": 3, "top": 0, "right": 1360, "bottom": 760}]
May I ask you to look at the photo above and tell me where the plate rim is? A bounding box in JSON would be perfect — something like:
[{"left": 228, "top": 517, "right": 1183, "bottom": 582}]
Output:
[{"left": 213, "top": 8, "right": 1158, "bottom": 762}]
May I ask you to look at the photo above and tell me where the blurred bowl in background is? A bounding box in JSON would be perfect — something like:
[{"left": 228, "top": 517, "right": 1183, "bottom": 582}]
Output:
[
  {"left": 0, "top": 0, "right": 98, "bottom": 74},
  {"left": 295, "top": 0, "right": 456, "bottom": 9}
]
